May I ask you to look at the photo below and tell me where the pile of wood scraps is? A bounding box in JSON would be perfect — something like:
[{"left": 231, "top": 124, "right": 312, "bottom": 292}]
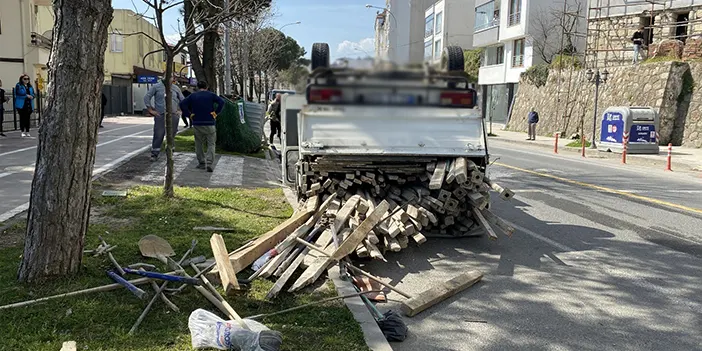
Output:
[{"left": 222, "top": 155, "right": 516, "bottom": 313}]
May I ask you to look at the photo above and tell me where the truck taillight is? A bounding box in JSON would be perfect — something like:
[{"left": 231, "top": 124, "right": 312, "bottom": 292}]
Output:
[
  {"left": 440, "top": 91, "right": 474, "bottom": 107},
  {"left": 309, "top": 88, "right": 342, "bottom": 103}
]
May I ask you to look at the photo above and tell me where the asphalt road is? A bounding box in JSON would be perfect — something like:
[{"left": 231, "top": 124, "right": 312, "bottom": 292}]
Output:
[
  {"left": 0, "top": 117, "right": 156, "bottom": 222},
  {"left": 365, "top": 139, "right": 702, "bottom": 351}
]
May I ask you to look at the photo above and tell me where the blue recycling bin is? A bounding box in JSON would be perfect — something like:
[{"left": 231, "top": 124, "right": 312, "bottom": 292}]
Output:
[{"left": 598, "top": 106, "right": 659, "bottom": 154}]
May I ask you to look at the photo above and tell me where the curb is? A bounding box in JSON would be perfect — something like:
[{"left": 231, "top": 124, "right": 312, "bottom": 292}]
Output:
[
  {"left": 272, "top": 161, "right": 393, "bottom": 351},
  {"left": 490, "top": 136, "right": 701, "bottom": 172},
  {"left": 328, "top": 265, "right": 394, "bottom": 351}
]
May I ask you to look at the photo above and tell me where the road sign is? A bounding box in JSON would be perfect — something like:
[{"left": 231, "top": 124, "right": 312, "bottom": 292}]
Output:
[{"left": 137, "top": 75, "right": 159, "bottom": 84}]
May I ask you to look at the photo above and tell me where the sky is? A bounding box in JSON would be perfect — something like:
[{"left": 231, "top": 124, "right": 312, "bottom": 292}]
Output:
[{"left": 111, "top": 0, "right": 385, "bottom": 61}]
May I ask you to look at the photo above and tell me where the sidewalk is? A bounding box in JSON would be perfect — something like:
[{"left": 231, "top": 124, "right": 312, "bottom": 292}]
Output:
[{"left": 488, "top": 125, "right": 702, "bottom": 172}]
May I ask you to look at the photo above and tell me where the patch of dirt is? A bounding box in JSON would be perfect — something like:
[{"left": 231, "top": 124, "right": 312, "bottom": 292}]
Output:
[
  {"left": 89, "top": 206, "right": 131, "bottom": 227},
  {"left": 0, "top": 222, "right": 25, "bottom": 250},
  {"left": 94, "top": 151, "right": 153, "bottom": 189}
]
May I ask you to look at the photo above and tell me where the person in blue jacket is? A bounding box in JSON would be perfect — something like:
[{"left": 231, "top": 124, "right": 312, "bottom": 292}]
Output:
[
  {"left": 15, "top": 74, "right": 35, "bottom": 137},
  {"left": 527, "top": 107, "right": 539, "bottom": 141},
  {"left": 179, "top": 80, "right": 224, "bottom": 172}
]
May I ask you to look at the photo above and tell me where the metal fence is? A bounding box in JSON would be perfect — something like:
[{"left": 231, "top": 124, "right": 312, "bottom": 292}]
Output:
[{"left": 0, "top": 88, "right": 43, "bottom": 133}]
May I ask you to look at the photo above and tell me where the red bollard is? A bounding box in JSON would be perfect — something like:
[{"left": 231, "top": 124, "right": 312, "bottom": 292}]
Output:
[
  {"left": 665, "top": 143, "right": 673, "bottom": 171},
  {"left": 554, "top": 133, "right": 559, "bottom": 154},
  {"left": 581, "top": 135, "right": 586, "bottom": 157},
  {"left": 622, "top": 132, "right": 628, "bottom": 164}
]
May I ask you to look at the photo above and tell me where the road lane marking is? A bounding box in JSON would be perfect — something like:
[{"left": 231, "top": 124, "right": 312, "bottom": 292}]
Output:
[
  {"left": 0, "top": 125, "right": 149, "bottom": 158},
  {"left": 1, "top": 145, "right": 151, "bottom": 223},
  {"left": 495, "top": 162, "right": 702, "bottom": 215},
  {"left": 141, "top": 153, "right": 195, "bottom": 183},
  {"left": 209, "top": 156, "right": 244, "bottom": 187}
]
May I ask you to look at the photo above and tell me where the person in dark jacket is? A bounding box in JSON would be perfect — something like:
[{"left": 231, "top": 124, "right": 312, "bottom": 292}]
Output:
[
  {"left": 100, "top": 92, "right": 107, "bottom": 128},
  {"left": 0, "top": 79, "right": 8, "bottom": 137},
  {"left": 15, "top": 74, "right": 35, "bottom": 137},
  {"left": 181, "top": 87, "right": 192, "bottom": 128},
  {"left": 527, "top": 108, "right": 539, "bottom": 141},
  {"left": 179, "top": 81, "right": 225, "bottom": 172},
  {"left": 632, "top": 26, "right": 645, "bottom": 64},
  {"left": 267, "top": 93, "right": 282, "bottom": 144}
]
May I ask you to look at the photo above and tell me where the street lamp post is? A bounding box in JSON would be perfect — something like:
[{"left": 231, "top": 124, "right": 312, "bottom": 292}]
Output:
[
  {"left": 585, "top": 68, "right": 609, "bottom": 149},
  {"left": 278, "top": 21, "right": 301, "bottom": 31}
]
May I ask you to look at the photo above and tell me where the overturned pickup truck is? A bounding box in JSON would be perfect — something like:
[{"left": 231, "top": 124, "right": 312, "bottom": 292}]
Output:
[{"left": 280, "top": 43, "right": 514, "bottom": 240}]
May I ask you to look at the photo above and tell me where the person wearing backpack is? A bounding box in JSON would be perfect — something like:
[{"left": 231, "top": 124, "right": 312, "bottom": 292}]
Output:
[
  {"left": 527, "top": 107, "right": 539, "bottom": 141},
  {"left": 15, "top": 74, "right": 35, "bottom": 137}
]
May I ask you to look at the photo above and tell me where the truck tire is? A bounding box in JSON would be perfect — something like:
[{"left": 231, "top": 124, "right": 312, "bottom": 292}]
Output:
[
  {"left": 441, "top": 46, "right": 465, "bottom": 72},
  {"left": 311, "top": 43, "right": 330, "bottom": 70}
]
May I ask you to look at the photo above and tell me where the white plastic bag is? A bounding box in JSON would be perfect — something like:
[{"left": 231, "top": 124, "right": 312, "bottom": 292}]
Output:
[{"left": 188, "top": 309, "right": 271, "bottom": 351}]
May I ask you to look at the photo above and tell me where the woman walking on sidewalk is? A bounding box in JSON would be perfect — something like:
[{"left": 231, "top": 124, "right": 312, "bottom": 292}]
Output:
[{"left": 15, "top": 74, "right": 35, "bottom": 137}]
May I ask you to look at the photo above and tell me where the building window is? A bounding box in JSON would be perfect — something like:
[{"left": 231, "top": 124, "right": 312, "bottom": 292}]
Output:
[
  {"left": 508, "top": 0, "right": 521, "bottom": 27},
  {"left": 434, "top": 40, "right": 442, "bottom": 59},
  {"left": 425, "top": 14, "right": 434, "bottom": 38},
  {"left": 110, "top": 32, "right": 123, "bottom": 52},
  {"left": 495, "top": 46, "right": 504, "bottom": 64},
  {"left": 425, "top": 41, "right": 432, "bottom": 59},
  {"left": 484, "top": 45, "right": 505, "bottom": 65},
  {"left": 435, "top": 12, "right": 443, "bottom": 34},
  {"left": 475, "top": 1, "right": 499, "bottom": 31},
  {"left": 512, "top": 39, "right": 524, "bottom": 67}
]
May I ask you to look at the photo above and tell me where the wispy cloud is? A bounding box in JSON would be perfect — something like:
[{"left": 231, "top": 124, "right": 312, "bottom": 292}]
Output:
[{"left": 337, "top": 37, "right": 375, "bottom": 58}]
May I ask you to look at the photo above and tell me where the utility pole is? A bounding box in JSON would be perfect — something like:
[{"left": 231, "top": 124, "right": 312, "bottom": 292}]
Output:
[{"left": 223, "top": 0, "right": 232, "bottom": 95}]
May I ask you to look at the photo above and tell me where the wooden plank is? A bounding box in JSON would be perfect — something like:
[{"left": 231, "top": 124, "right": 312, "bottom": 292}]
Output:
[
  {"left": 334, "top": 195, "right": 361, "bottom": 231},
  {"left": 411, "top": 232, "right": 427, "bottom": 245},
  {"left": 397, "top": 235, "right": 409, "bottom": 249},
  {"left": 331, "top": 201, "right": 390, "bottom": 261},
  {"left": 275, "top": 193, "right": 338, "bottom": 253},
  {"left": 288, "top": 244, "right": 335, "bottom": 292},
  {"left": 259, "top": 246, "right": 293, "bottom": 278},
  {"left": 228, "top": 206, "right": 314, "bottom": 273},
  {"left": 429, "top": 160, "right": 447, "bottom": 190},
  {"left": 401, "top": 270, "right": 483, "bottom": 317},
  {"left": 385, "top": 235, "right": 402, "bottom": 252},
  {"left": 210, "top": 234, "right": 240, "bottom": 294},
  {"left": 266, "top": 247, "right": 309, "bottom": 299},
  {"left": 364, "top": 239, "right": 386, "bottom": 261},
  {"left": 472, "top": 208, "right": 498, "bottom": 240},
  {"left": 445, "top": 159, "right": 457, "bottom": 184},
  {"left": 484, "top": 176, "right": 515, "bottom": 201},
  {"left": 454, "top": 157, "right": 468, "bottom": 184},
  {"left": 481, "top": 209, "right": 515, "bottom": 237},
  {"left": 303, "top": 229, "right": 333, "bottom": 268}
]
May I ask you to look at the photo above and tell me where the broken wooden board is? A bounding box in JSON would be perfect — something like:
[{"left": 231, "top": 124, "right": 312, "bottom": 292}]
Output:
[
  {"left": 228, "top": 206, "right": 315, "bottom": 273},
  {"left": 210, "top": 234, "right": 240, "bottom": 294},
  {"left": 429, "top": 160, "right": 447, "bottom": 190},
  {"left": 302, "top": 229, "right": 333, "bottom": 268},
  {"left": 333, "top": 195, "right": 361, "bottom": 231},
  {"left": 401, "top": 270, "right": 483, "bottom": 317},
  {"left": 267, "top": 246, "right": 309, "bottom": 299},
  {"left": 481, "top": 209, "right": 515, "bottom": 237},
  {"left": 472, "top": 208, "right": 498, "bottom": 240},
  {"left": 331, "top": 200, "right": 390, "bottom": 261},
  {"left": 289, "top": 243, "right": 336, "bottom": 292},
  {"left": 101, "top": 190, "right": 127, "bottom": 197}
]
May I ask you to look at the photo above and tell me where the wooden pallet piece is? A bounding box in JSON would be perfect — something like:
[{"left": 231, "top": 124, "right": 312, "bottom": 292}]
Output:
[
  {"left": 331, "top": 200, "right": 390, "bottom": 261},
  {"left": 411, "top": 232, "right": 427, "bottom": 245},
  {"left": 210, "top": 234, "right": 240, "bottom": 294},
  {"left": 454, "top": 157, "right": 468, "bottom": 184},
  {"left": 401, "top": 270, "right": 483, "bottom": 317},
  {"left": 480, "top": 209, "right": 515, "bottom": 237},
  {"left": 288, "top": 243, "right": 336, "bottom": 292},
  {"left": 484, "top": 176, "right": 515, "bottom": 201},
  {"left": 302, "top": 229, "right": 333, "bottom": 268},
  {"left": 259, "top": 245, "right": 293, "bottom": 278}
]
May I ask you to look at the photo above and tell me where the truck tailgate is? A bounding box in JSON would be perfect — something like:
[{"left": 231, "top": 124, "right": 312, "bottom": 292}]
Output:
[{"left": 299, "top": 105, "right": 487, "bottom": 157}]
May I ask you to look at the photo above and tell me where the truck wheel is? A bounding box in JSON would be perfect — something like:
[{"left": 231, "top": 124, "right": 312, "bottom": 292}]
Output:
[
  {"left": 441, "top": 46, "right": 465, "bottom": 72},
  {"left": 311, "top": 43, "right": 330, "bottom": 70}
]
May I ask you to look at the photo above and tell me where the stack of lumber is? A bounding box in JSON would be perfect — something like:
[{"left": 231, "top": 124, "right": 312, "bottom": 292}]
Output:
[{"left": 244, "top": 156, "right": 516, "bottom": 298}]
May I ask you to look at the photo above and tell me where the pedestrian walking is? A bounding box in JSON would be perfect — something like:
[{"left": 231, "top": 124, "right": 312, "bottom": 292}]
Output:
[
  {"left": 179, "top": 81, "right": 224, "bottom": 173},
  {"left": 0, "top": 79, "right": 8, "bottom": 137},
  {"left": 144, "top": 77, "right": 185, "bottom": 162},
  {"left": 267, "top": 93, "right": 282, "bottom": 144},
  {"left": 632, "top": 26, "right": 645, "bottom": 64},
  {"left": 181, "top": 87, "right": 191, "bottom": 128},
  {"left": 527, "top": 107, "right": 539, "bottom": 141},
  {"left": 100, "top": 92, "right": 107, "bottom": 128},
  {"left": 15, "top": 74, "right": 35, "bottom": 137}
]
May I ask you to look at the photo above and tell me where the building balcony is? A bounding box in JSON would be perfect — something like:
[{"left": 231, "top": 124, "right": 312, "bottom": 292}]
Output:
[
  {"left": 474, "top": 24, "right": 499, "bottom": 47},
  {"left": 508, "top": 11, "right": 520, "bottom": 27}
]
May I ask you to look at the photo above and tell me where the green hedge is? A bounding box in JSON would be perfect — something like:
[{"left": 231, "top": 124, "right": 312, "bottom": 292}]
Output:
[{"left": 216, "top": 98, "right": 262, "bottom": 154}]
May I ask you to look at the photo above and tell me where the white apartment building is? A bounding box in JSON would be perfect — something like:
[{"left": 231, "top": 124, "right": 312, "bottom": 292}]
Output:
[
  {"left": 423, "top": 0, "right": 476, "bottom": 64},
  {"left": 374, "top": 0, "right": 436, "bottom": 65},
  {"left": 474, "top": 0, "right": 586, "bottom": 123}
]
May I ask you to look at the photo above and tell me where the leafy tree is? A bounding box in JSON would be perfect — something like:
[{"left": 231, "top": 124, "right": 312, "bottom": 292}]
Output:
[{"left": 463, "top": 48, "right": 483, "bottom": 83}]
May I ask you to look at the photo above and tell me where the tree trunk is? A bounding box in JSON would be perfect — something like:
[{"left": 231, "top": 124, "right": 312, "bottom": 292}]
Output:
[
  {"left": 163, "top": 55, "right": 175, "bottom": 198},
  {"left": 18, "top": 0, "right": 113, "bottom": 283},
  {"left": 248, "top": 76, "right": 254, "bottom": 100}
]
